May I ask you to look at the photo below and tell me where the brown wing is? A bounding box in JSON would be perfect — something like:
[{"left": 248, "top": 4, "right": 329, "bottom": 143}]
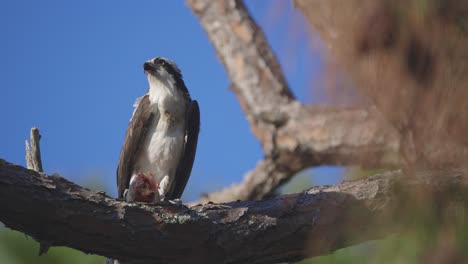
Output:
[
  {"left": 167, "top": 100, "right": 200, "bottom": 200},
  {"left": 116, "top": 94, "right": 154, "bottom": 198}
]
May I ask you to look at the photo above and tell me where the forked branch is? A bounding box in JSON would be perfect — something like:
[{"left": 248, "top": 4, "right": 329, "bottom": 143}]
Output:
[{"left": 187, "top": 0, "right": 400, "bottom": 203}]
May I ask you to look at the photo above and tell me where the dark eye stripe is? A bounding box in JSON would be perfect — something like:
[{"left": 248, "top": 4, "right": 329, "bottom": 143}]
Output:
[
  {"left": 153, "top": 58, "right": 167, "bottom": 67},
  {"left": 148, "top": 57, "right": 191, "bottom": 100}
]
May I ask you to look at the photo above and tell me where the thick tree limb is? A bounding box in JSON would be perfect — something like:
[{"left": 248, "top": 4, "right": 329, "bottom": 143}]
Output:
[
  {"left": 197, "top": 106, "right": 400, "bottom": 204},
  {"left": 1, "top": 159, "right": 463, "bottom": 263},
  {"left": 187, "top": 0, "right": 399, "bottom": 203}
]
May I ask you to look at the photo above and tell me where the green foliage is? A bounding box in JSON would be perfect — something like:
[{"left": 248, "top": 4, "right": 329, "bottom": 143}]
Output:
[
  {"left": 0, "top": 228, "right": 105, "bottom": 264},
  {"left": 345, "top": 166, "right": 390, "bottom": 181},
  {"left": 300, "top": 234, "right": 434, "bottom": 264},
  {"left": 279, "top": 170, "right": 314, "bottom": 194}
]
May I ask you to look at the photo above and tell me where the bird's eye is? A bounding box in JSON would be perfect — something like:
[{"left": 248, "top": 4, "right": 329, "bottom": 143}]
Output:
[{"left": 160, "top": 60, "right": 166, "bottom": 66}]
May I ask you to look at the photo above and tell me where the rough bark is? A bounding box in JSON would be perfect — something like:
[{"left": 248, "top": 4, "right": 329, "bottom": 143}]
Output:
[
  {"left": 24, "top": 127, "right": 50, "bottom": 255},
  {"left": 25, "top": 127, "right": 43, "bottom": 173},
  {"left": 1, "top": 159, "right": 464, "bottom": 263},
  {"left": 187, "top": 0, "right": 399, "bottom": 203}
]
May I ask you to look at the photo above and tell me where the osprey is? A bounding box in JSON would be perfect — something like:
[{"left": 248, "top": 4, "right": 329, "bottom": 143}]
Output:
[{"left": 117, "top": 57, "right": 200, "bottom": 203}]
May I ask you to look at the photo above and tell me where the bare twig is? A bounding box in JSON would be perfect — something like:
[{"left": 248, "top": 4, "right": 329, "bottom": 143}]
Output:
[
  {"left": 25, "top": 127, "right": 49, "bottom": 255},
  {"left": 187, "top": 0, "right": 400, "bottom": 203},
  {"left": 0, "top": 159, "right": 465, "bottom": 263},
  {"left": 25, "top": 127, "right": 43, "bottom": 173}
]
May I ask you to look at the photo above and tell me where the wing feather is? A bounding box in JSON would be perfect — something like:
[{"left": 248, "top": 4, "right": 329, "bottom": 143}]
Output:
[
  {"left": 116, "top": 94, "right": 154, "bottom": 198},
  {"left": 168, "top": 100, "right": 200, "bottom": 200}
]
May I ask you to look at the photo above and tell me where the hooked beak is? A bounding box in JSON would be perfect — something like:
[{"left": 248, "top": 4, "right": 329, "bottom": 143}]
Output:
[{"left": 143, "top": 62, "right": 156, "bottom": 73}]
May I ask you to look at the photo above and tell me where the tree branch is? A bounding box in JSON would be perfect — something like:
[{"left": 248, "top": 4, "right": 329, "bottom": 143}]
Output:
[
  {"left": 187, "top": 0, "right": 400, "bottom": 203},
  {"left": 292, "top": 0, "right": 468, "bottom": 169},
  {"left": 1, "top": 159, "right": 463, "bottom": 263}
]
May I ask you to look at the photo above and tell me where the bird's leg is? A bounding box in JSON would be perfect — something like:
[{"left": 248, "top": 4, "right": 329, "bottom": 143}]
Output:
[
  {"left": 124, "top": 173, "right": 142, "bottom": 202},
  {"left": 116, "top": 189, "right": 128, "bottom": 201},
  {"left": 156, "top": 175, "right": 170, "bottom": 202},
  {"left": 124, "top": 188, "right": 137, "bottom": 202},
  {"left": 150, "top": 183, "right": 161, "bottom": 202},
  {"left": 170, "top": 198, "right": 182, "bottom": 205},
  {"left": 157, "top": 175, "right": 182, "bottom": 205}
]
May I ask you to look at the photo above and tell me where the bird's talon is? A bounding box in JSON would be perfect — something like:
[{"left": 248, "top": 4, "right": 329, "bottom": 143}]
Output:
[
  {"left": 171, "top": 198, "right": 182, "bottom": 205},
  {"left": 156, "top": 198, "right": 182, "bottom": 206}
]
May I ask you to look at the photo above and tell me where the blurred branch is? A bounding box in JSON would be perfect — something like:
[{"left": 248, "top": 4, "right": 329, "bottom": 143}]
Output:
[
  {"left": 1, "top": 159, "right": 465, "bottom": 263},
  {"left": 293, "top": 0, "right": 468, "bottom": 169},
  {"left": 25, "top": 127, "right": 43, "bottom": 173},
  {"left": 187, "top": 0, "right": 400, "bottom": 203}
]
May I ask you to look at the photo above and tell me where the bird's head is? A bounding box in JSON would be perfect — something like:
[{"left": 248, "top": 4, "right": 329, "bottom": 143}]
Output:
[
  {"left": 143, "top": 57, "right": 190, "bottom": 100},
  {"left": 144, "top": 57, "right": 181, "bottom": 82}
]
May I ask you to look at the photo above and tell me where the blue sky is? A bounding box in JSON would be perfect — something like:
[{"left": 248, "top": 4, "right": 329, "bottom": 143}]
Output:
[{"left": 0, "top": 0, "right": 343, "bottom": 201}]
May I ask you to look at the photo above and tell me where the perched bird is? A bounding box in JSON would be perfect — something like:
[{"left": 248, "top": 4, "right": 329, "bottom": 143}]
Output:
[{"left": 117, "top": 57, "right": 200, "bottom": 203}]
